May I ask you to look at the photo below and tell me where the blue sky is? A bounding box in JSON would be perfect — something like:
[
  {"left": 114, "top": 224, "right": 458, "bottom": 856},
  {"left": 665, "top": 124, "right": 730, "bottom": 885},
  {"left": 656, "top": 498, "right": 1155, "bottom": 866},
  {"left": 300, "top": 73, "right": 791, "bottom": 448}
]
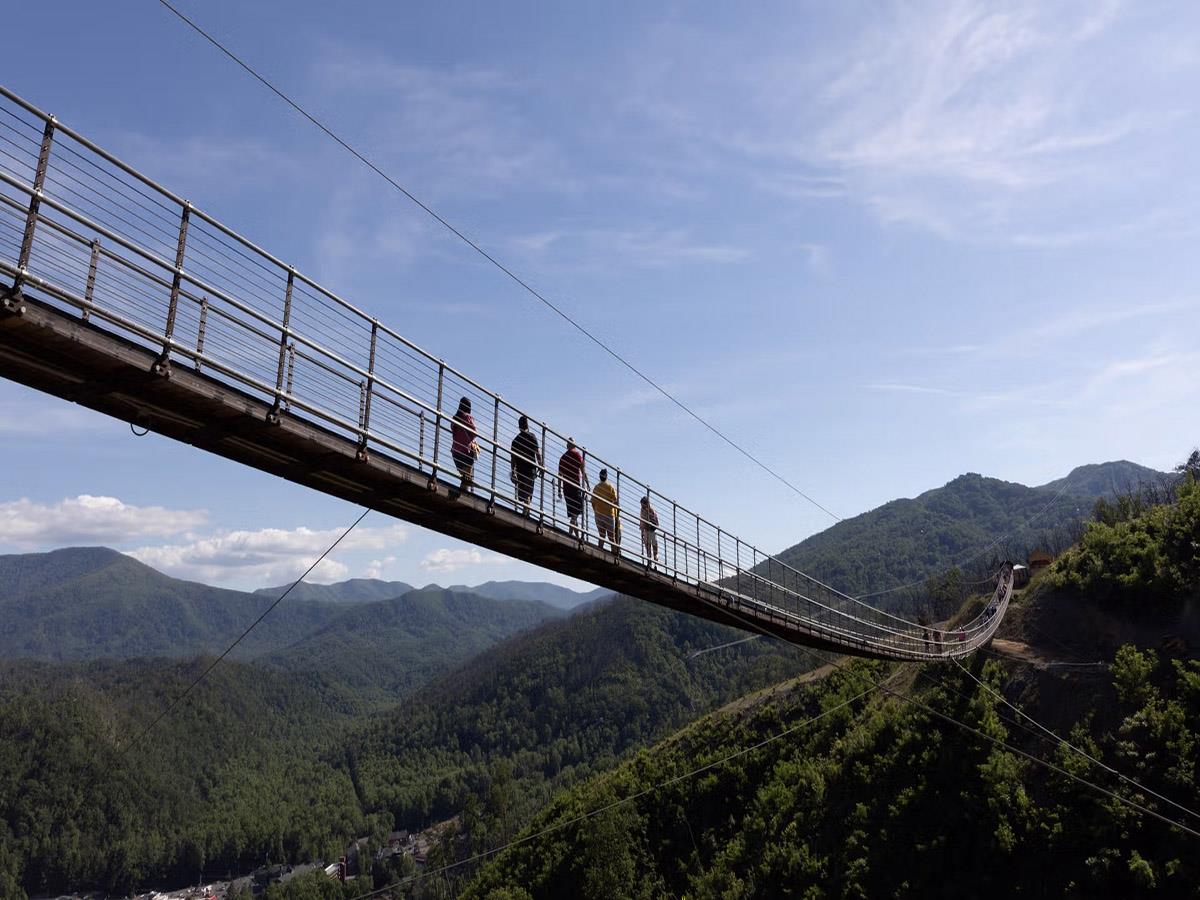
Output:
[{"left": 1, "top": 0, "right": 1197, "bottom": 590}]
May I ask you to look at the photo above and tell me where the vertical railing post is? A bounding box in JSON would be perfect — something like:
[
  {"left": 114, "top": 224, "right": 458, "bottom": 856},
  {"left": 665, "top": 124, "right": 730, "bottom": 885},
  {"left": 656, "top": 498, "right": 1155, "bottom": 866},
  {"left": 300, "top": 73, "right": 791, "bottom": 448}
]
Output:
[
  {"left": 195, "top": 296, "right": 208, "bottom": 372},
  {"left": 696, "top": 515, "right": 703, "bottom": 582},
  {"left": 8, "top": 116, "right": 56, "bottom": 313},
  {"left": 155, "top": 201, "right": 191, "bottom": 374},
  {"left": 672, "top": 502, "right": 678, "bottom": 578},
  {"left": 489, "top": 395, "right": 500, "bottom": 502},
  {"left": 431, "top": 362, "right": 445, "bottom": 483},
  {"left": 358, "top": 321, "right": 378, "bottom": 460},
  {"left": 357, "top": 382, "right": 367, "bottom": 437},
  {"left": 268, "top": 269, "right": 294, "bottom": 422},
  {"left": 538, "top": 422, "right": 548, "bottom": 523},
  {"left": 579, "top": 449, "right": 588, "bottom": 539},
  {"left": 615, "top": 469, "right": 622, "bottom": 555},
  {"left": 717, "top": 528, "right": 723, "bottom": 579},
  {"left": 284, "top": 344, "right": 296, "bottom": 409},
  {"left": 82, "top": 239, "right": 100, "bottom": 323},
  {"left": 418, "top": 410, "right": 427, "bottom": 465},
  {"left": 735, "top": 538, "right": 742, "bottom": 598}
]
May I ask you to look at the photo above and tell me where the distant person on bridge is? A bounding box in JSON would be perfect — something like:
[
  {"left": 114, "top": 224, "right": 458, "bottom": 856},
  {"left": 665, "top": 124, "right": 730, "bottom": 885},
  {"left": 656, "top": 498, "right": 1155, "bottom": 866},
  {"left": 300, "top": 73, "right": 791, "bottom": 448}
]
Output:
[
  {"left": 509, "top": 415, "right": 541, "bottom": 516},
  {"left": 558, "top": 438, "right": 588, "bottom": 537},
  {"left": 450, "top": 397, "right": 478, "bottom": 498},
  {"left": 640, "top": 495, "right": 660, "bottom": 565},
  {"left": 591, "top": 468, "right": 621, "bottom": 554}
]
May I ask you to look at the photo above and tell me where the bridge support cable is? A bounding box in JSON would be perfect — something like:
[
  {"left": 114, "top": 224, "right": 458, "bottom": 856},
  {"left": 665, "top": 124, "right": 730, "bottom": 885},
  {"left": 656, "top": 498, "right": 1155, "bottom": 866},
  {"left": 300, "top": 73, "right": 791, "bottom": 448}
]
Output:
[
  {"left": 117, "top": 507, "right": 371, "bottom": 756},
  {"left": 150, "top": 0, "right": 845, "bottom": 525},
  {"left": 0, "top": 82, "right": 1004, "bottom": 661},
  {"left": 685, "top": 587, "right": 1200, "bottom": 841},
  {"left": 355, "top": 668, "right": 899, "bottom": 898},
  {"left": 951, "top": 656, "right": 1200, "bottom": 826}
]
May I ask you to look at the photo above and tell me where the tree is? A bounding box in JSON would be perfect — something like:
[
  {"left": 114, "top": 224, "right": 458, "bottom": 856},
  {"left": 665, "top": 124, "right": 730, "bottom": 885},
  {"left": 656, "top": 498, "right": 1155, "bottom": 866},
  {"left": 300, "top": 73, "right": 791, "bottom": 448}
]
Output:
[{"left": 1176, "top": 448, "right": 1200, "bottom": 478}]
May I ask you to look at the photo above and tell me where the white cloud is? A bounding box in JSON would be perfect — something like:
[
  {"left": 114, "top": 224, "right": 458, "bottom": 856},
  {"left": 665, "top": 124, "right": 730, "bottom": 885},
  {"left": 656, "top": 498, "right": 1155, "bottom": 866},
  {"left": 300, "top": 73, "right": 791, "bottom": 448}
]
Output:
[
  {"left": 511, "top": 226, "right": 749, "bottom": 270},
  {"left": 0, "top": 495, "right": 207, "bottom": 549},
  {"left": 364, "top": 555, "right": 397, "bottom": 579},
  {"left": 627, "top": 1, "right": 1196, "bottom": 245},
  {"left": 315, "top": 54, "right": 570, "bottom": 194},
  {"left": 420, "top": 547, "right": 510, "bottom": 574},
  {"left": 128, "top": 523, "right": 409, "bottom": 586}
]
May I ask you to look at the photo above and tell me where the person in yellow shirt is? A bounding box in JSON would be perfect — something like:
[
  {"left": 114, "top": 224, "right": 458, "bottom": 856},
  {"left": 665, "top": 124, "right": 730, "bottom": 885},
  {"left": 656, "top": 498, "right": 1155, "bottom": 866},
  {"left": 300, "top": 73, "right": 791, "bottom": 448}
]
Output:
[{"left": 590, "top": 468, "right": 621, "bottom": 554}]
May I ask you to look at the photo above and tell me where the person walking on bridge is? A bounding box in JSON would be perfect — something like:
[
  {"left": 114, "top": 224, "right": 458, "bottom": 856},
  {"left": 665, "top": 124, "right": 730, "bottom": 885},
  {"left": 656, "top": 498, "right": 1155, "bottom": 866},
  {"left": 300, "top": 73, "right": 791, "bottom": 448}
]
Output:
[
  {"left": 450, "top": 397, "right": 478, "bottom": 499},
  {"left": 591, "top": 468, "right": 621, "bottom": 554},
  {"left": 509, "top": 415, "right": 541, "bottom": 516},
  {"left": 640, "top": 495, "right": 660, "bottom": 565},
  {"left": 558, "top": 438, "right": 588, "bottom": 537}
]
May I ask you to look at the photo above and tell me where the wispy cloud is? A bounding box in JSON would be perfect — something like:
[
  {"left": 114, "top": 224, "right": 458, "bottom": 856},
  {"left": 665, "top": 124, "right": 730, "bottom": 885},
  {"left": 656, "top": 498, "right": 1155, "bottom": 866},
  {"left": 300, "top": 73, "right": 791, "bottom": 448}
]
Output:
[
  {"left": 128, "top": 523, "right": 409, "bottom": 586},
  {"left": 865, "top": 382, "right": 958, "bottom": 396},
  {"left": 626, "top": 1, "right": 1196, "bottom": 246},
  {"left": 420, "top": 547, "right": 511, "bottom": 574},
  {"left": 314, "top": 53, "right": 572, "bottom": 195},
  {"left": 0, "top": 495, "right": 207, "bottom": 549},
  {"left": 510, "top": 226, "right": 749, "bottom": 270}
]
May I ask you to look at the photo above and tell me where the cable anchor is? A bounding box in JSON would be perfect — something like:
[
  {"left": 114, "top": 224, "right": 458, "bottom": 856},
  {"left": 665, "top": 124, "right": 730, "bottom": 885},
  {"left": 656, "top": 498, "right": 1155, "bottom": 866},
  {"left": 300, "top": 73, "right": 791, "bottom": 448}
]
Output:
[{"left": 1, "top": 286, "right": 26, "bottom": 316}]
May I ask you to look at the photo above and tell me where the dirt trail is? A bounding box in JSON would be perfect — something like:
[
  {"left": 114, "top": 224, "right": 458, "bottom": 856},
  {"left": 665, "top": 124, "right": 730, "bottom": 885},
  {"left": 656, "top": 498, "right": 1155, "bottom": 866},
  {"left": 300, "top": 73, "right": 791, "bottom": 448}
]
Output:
[{"left": 989, "top": 638, "right": 1106, "bottom": 670}]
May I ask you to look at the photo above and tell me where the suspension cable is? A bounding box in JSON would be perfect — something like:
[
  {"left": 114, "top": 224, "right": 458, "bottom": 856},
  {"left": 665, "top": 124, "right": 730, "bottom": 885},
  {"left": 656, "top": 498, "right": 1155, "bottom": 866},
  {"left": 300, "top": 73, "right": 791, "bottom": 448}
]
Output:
[
  {"left": 951, "top": 655, "right": 1200, "bottom": 825},
  {"left": 152, "top": 0, "right": 842, "bottom": 524},
  {"left": 118, "top": 506, "right": 371, "bottom": 755}
]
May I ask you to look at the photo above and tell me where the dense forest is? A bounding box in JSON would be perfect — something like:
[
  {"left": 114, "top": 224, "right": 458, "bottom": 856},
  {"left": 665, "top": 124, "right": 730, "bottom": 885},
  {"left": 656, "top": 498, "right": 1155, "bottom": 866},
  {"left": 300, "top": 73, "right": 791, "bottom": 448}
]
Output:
[
  {"left": 0, "top": 658, "right": 375, "bottom": 894},
  {"left": 1, "top": 459, "right": 1192, "bottom": 897},
  {"left": 0, "top": 590, "right": 802, "bottom": 895},
  {"left": 462, "top": 472, "right": 1200, "bottom": 898},
  {"left": 346, "top": 596, "right": 806, "bottom": 833}
]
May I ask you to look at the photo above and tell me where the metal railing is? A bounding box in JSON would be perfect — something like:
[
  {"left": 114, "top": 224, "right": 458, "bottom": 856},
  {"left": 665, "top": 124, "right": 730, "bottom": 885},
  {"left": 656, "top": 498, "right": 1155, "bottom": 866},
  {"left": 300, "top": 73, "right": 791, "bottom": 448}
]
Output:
[{"left": 0, "top": 84, "right": 1011, "bottom": 660}]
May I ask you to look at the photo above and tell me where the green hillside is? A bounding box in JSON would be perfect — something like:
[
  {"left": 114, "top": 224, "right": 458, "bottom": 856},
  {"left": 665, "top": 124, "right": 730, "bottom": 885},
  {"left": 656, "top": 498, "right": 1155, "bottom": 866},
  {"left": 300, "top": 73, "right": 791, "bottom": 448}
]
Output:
[
  {"left": 266, "top": 587, "right": 564, "bottom": 705},
  {"left": 463, "top": 475, "right": 1200, "bottom": 899},
  {"left": 0, "top": 547, "right": 345, "bottom": 661},
  {"left": 253, "top": 577, "right": 415, "bottom": 604},
  {"left": 345, "top": 595, "right": 805, "bottom": 835},
  {"left": 447, "top": 580, "right": 611, "bottom": 610},
  {"left": 773, "top": 461, "right": 1168, "bottom": 606},
  {"left": 0, "top": 657, "right": 376, "bottom": 896}
]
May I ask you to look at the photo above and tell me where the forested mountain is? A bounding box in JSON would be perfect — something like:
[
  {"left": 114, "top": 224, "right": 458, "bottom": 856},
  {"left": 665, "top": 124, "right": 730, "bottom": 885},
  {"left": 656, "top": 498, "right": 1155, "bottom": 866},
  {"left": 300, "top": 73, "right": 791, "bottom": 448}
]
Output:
[
  {"left": 265, "top": 588, "right": 563, "bottom": 705},
  {"left": 0, "top": 547, "right": 345, "bottom": 661},
  {"left": 0, "top": 657, "right": 377, "bottom": 896},
  {"left": 0, "top": 592, "right": 803, "bottom": 897},
  {"left": 446, "top": 580, "right": 611, "bottom": 610},
  {"left": 772, "top": 460, "right": 1169, "bottom": 604},
  {"left": 1037, "top": 459, "right": 1170, "bottom": 497},
  {"left": 254, "top": 578, "right": 606, "bottom": 611},
  {"left": 1, "top": 459, "right": 1187, "bottom": 898},
  {"left": 463, "top": 474, "right": 1200, "bottom": 899},
  {"left": 344, "top": 595, "right": 806, "bottom": 835},
  {"left": 254, "top": 577, "right": 415, "bottom": 605}
]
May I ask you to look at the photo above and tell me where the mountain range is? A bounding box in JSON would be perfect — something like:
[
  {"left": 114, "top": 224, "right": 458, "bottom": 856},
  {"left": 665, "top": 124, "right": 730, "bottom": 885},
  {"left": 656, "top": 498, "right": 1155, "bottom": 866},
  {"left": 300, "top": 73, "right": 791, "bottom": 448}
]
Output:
[{"left": 772, "top": 460, "right": 1168, "bottom": 604}]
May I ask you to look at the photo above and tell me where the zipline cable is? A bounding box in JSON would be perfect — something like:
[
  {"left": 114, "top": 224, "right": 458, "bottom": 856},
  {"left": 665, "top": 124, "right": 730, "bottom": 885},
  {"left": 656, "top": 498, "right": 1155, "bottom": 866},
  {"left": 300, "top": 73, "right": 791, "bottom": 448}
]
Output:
[
  {"left": 365, "top": 592, "right": 1197, "bottom": 895},
  {"left": 152, "top": 0, "right": 843, "bottom": 524},
  {"left": 118, "top": 506, "right": 371, "bottom": 755},
  {"left": 951, "top": 655, "right": 1200, "bottom": 825},
  {"left": 354, "top": 667, "right": 895, "bottom": 898},
  {"left": 683, "top": 594, "right": 1200, "bottom": 839}
]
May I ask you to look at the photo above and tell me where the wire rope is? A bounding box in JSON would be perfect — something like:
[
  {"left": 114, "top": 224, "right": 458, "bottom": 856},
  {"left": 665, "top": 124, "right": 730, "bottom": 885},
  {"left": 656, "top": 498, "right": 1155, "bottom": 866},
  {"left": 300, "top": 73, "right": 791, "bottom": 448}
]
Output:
[{"left": 118, "top": 507, "right": 370, "bottom": 755}]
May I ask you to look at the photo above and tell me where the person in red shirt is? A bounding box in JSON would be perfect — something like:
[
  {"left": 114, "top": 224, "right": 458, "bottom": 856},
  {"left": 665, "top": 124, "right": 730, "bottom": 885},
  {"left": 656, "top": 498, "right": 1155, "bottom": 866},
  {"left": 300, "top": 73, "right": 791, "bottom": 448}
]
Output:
[
  {"left": 557, "top": 438, "right": 589, "bottom": 537},
  {"left": 450, "top": 397, "right": 477, "bottom": 498}
]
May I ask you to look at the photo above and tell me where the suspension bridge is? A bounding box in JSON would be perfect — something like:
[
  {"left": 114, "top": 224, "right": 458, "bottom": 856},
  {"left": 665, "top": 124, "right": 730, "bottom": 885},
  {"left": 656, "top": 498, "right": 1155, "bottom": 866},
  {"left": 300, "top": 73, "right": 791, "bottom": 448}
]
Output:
[{"left": 0, "top": 85, "right": 1012, "bottom": 661}]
